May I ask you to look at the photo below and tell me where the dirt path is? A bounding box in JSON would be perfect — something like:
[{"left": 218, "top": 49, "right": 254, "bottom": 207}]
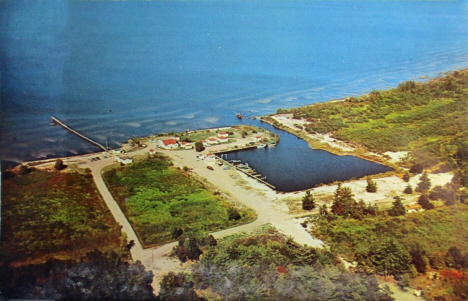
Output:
[
  {"left": 69, "top": 142, "right": 324, "bottom": 294},
  {"left": 30, "top": 139, "right": 424, "bottom": 300}
]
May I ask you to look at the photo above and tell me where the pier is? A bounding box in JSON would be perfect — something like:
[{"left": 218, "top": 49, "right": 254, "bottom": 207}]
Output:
[
  {"left": 216, "top": 156, "right": 276, "bottom": 190},
  {"left": 51, "top": 117, "right": 107, "bottom": 151}
]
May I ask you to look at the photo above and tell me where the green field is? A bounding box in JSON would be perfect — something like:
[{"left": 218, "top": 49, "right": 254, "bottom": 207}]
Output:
[
  {"left": 103, "top": 155, "right": 256, "bottom": 247},
  {"left": 278, "top": 70, "right": 467, "bottom": 171},
  {"left": 312, "top": 204, "right": 468, "bottom": 264},
  {"left": 1, "top": 170, "right": 122, "bottom": 265}
]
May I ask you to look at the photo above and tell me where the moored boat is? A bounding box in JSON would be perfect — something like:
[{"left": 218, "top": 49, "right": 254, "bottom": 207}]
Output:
[{"left": 257, "top": 144, "right": 267, "bottom": 148}]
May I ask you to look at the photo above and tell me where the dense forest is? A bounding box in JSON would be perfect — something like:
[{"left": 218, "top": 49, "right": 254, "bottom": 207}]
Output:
[
  {"left": 103, "top": 154, "right": 255, "bottom": 247},
  {"left": 158, "top": 229, "right": 394, "bottom": 301}
]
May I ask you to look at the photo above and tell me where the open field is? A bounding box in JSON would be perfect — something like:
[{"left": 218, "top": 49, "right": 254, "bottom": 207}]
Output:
[
  {"left": 1, "top": 170, "right": 123, "bottom": 266},
  {"left": 103, "top": 155, "right": 256, "bottom": 247}
]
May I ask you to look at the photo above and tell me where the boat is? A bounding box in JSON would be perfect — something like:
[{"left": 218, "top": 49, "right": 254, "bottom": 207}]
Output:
[
  {"left": 257, "top": 144, "right": 267, "bottom": 148},
  {"left": 236, "top": 113, "right": 243, "bottom": 119},
  {"left": 259, "top": 176, "right": 266, "bottom": 180},
  {"left": 228, "top": 160, "right": 241, "bottom": 163},
  {"left": 269, "top": 142, "right": 276, "bottom": 147}
]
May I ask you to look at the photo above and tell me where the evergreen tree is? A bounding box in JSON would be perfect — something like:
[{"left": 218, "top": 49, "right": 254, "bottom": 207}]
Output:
[
  {"left": 403, "top": 171, "right": 410, "bottom": 182},
  {"left": 366, "top": 177, "right": 378, "bottom": 193},
  {"left": 331, "top": 185, "right": 357, "bottom": 218},
  {"left": 409, "top": 243, "right": 428, "bottom": 274},
  {"left": 302, "top": 190, "right": 316, "bottom": 211},
  {"left": 370, "top": 239, "right": 412, "bottom": 276},
  {"left": 389, "top": 196, "right": 406, "bottom": 216},
  {"left": 418, "top": 194, "right": 434, "bottom": 210},
  {"left": 403, "top": 184, "right": 413, "bottom": 194},
  {"left": 415, "top": 171, "right": 431, "bottom": 192}
]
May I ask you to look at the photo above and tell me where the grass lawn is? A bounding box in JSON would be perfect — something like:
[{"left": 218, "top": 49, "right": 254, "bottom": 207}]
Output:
[{"left": 103, "top": 155, "right": 256, "bottom": 247}]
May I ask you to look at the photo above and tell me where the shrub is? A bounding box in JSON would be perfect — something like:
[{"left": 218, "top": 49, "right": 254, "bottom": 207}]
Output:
[
  {"left": 418, "top": 194, "right": 434, "bottom": 210},
  {"left": 227, "top": 208, "right": 241, "bottom": 220},
  {"left": 54, "top": 159, "right": 66, "bottom": 171},
  {"left": 403, "top": 184, "right": 413, "bottom": 194}
]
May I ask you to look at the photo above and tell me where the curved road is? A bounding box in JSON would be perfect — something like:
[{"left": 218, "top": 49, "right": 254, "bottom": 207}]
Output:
[{"left": 77, "top": 144, "right": 323, "bottom": 294}]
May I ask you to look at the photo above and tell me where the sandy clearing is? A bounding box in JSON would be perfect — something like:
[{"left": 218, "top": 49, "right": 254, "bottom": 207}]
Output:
[{"left": 272, "top": 114, "right": 356, "bottom": 152}]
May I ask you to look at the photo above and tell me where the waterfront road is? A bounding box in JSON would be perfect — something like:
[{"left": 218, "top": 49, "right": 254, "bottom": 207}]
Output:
[{"left": 65, "top": 142, "right": 323, "bottom": 294}]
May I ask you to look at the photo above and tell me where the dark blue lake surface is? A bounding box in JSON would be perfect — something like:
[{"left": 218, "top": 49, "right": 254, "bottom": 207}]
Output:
[
  {"left": 0, "top": 0, "right": 467, "bottom": 166},
  {"left": 222, "top": 121, "right": 392, "bottom": 192}
]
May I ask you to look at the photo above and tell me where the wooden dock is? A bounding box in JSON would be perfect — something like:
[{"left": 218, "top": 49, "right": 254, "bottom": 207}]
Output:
[
  {"left": 51, "top": 117, "right": 107, "bottom": 151},
  {"left": 217, "top": 156, "right": 276, "bottom": 190}
]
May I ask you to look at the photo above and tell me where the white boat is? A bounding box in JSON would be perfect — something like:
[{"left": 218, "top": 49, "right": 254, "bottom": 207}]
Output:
[{"left": 257, "top": 144, "right": 267, "bottom": 148}]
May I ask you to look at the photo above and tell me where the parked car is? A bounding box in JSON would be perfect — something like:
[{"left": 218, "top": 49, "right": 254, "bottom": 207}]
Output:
[{"left": 207, "top": 166, "right": 214, "bottom": 170}]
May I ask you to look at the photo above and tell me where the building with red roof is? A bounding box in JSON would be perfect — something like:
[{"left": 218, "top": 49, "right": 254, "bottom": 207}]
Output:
[{"left": 158, "top": 138, "right": 179, "bottom": 149}]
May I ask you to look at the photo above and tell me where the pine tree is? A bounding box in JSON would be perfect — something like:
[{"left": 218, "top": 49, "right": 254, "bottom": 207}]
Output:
[
  {"left": 409, "top": 243, "right": 428, "bottom": 273},
  {"left": 389, "top": 196, "right": 406, "bottom": 216},
  {"left": 366, "top": 177, "right": 378, "bottom": 193},
  {"left": 331, "top": 185, "right": 357, "bottom": 217},
  {"left": 403, "top": 184, "right": 413, "bottom": 194},
  {"left": 302, "top": 190, "right": 316, "bottom": 211},
  {"left": 418, "top": 194, "right": 434, "bottom": 210},
  {"left": 415, "top": 171, "right": 431, "bottom": 192},
  {"left": 371, "top": 239, "right": 412, "bottom": 276}
]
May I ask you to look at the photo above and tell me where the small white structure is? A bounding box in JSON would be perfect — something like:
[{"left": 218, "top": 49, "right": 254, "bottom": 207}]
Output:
[
  {"left": 217, "top": 136, "right": 229, "bottom": 143},
  {"left": 254, "top": 135, "right": 262, "bottom": 142},
  {"left": 117, "top": 156, "right": 133, "bottom": 165},
  {"left": 217, "top": 132, "right": 229, "bottom": 139},
  {"left": 149, "top": 149, "right": 156, "bottom": 155},
  {"left": 181, "top": 141, "right": 194, "bottom": 149},
  {"left": 159, "top": 139, "right": 179, "bottom": 149},
  {"left": 204, "top": 155, "right": 216, "bottom": 166}
]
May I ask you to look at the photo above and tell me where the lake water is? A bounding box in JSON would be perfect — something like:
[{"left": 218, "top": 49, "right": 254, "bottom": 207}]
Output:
[
  {"left": 222, "top": 120, "right": 392, "bottom": 192},
  {"left": 1, "top": 0, "right": 467, "bottom": 167}
]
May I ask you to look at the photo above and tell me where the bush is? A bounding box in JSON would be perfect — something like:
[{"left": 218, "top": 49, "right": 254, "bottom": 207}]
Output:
[
  {"left": 227, "top": 208, "right": 241, "bottom": 220},
  {"left": 403, "top": 184, "right": 413, "bottom": 194},
  {"left": 54, "top": 159, "right": 66, "bottom": 171},
  {"left": 410, "top": 163, "right": 424, "bottom": 174},
  {"left": 195, "top": 141, "right": 205, "bottom": 152},
  {"left": 418, "top": 194, "right": 434, "bottom": 210}
]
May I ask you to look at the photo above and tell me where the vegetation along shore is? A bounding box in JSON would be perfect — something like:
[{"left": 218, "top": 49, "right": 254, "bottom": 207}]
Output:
[{"left": 1, "top": 70, "right": 467, "bottom": 300}]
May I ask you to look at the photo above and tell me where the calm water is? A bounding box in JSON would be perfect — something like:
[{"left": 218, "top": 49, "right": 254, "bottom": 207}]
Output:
[
  {"left": 1, "top": 0, "right": 467, "bottom": 167},
  {"left": 222, "top": 121, "right": 392, "bottom": 192}
]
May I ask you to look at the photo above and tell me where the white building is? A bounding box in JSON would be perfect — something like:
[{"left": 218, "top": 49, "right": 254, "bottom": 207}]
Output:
[
  {"left": 116, "top": 156, "right": 133, "bottom": 165},
  {"left": 158, "top": 139, "right": 179, "bottom": 149}
]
